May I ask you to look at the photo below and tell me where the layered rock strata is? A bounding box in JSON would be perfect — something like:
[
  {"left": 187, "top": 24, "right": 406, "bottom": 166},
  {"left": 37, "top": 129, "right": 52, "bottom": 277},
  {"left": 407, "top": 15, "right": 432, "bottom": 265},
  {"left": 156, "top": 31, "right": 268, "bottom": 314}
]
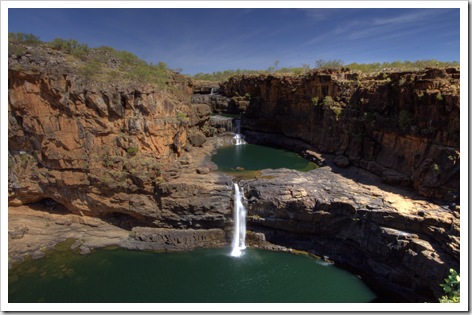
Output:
[
  {"left": 8, "top": 45, "right": 235, "bottom": 263},
  {"left": 241, "top": 167, "right": 459, "bottom": 302},
  {"left": 8, "top": 45, "right": 224, "bottom": 226},
  {"left": 222, "top": 69, "right": 460, "bottom": 201}
]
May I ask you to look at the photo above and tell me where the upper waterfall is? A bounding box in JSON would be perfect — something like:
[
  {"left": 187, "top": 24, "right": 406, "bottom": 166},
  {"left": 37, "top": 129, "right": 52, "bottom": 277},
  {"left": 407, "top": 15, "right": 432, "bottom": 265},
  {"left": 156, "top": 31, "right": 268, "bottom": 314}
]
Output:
[{"left": 233, "top": 119, "right": 246, "bottom": 146}]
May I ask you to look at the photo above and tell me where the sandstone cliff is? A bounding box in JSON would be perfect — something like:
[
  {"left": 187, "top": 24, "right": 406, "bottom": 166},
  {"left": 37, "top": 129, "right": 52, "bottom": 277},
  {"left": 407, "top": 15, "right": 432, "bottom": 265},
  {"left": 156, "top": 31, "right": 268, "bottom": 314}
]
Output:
[
  {"left": 8, "top": 43, "right": 228, "bottom": 228},
  {"left": 222, "top": 69, "right": 460, "bottom": 202}
]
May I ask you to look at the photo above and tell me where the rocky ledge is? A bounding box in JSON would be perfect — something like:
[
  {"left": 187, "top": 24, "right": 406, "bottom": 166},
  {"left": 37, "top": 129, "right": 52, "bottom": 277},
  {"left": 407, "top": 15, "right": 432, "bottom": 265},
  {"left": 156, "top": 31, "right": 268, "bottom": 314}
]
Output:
[{"left": 241, "top": 166, "right": 459, "bottom": 302}]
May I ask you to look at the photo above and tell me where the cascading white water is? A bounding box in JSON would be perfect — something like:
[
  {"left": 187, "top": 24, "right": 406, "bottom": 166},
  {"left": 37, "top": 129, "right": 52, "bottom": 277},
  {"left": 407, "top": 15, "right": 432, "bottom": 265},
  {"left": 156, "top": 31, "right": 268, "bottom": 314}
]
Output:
[
  {"left": 233, "top": 119, "right": 246, "bottom": 146},
  {"left": 231, "top": 183, "right": 246, "bottom": 257},
  {"left": 233, "top": 134, "right": 245, "bottom": 145}
]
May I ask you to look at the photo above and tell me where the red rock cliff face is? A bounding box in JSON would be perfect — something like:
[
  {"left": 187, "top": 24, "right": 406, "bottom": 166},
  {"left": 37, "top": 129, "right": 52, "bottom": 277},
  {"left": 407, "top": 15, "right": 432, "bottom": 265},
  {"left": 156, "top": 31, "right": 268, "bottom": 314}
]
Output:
[
  {"left": 223, "top": 69, "right": 460, "bottom": 201},
  {"left": 8, "top": 49, "right": 199, "bottom": 223}
]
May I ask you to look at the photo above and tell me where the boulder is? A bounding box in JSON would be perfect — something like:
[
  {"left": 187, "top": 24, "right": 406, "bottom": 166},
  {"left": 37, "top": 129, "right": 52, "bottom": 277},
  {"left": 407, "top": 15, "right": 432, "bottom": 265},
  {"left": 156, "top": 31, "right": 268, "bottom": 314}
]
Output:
[{"left": 188, "top": 130, "right": 207, "bottom": 147}]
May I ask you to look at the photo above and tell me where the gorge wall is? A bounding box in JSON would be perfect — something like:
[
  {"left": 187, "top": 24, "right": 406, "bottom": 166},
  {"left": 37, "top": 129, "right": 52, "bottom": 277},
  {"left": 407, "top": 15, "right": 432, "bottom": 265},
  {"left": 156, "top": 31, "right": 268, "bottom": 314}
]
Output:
[
  {"left": 8, "top": 44, "right": 232, "bottom": 231},
  {"left": 8, "top": 44, "right": 460, "bottom": 303},
  {"left": 221, "top": 69, "right": 460, "bottom": 202},
  {"left": 240, "top": 168, "right": 459, "bottom": 302}
]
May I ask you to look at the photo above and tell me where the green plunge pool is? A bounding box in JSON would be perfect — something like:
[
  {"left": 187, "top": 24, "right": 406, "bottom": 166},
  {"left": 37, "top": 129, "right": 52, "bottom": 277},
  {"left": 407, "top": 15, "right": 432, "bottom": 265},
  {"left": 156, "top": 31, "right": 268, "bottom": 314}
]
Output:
[
  {"left": 212, "top": 144, "right": 317, "bottom": 176},
  {"left": 9, "top": 247, "right": 376, "bottom": 303}
]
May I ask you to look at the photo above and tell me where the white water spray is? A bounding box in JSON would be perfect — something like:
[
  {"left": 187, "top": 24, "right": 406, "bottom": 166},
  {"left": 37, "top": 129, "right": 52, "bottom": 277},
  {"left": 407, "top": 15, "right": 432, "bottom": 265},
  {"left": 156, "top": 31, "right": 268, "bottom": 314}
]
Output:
[
  {"left": 233, "top": 119, "right": 246, "bottom": 145},
  {"left": 231, "top": 183, "right": 246, "bottom": 257}
]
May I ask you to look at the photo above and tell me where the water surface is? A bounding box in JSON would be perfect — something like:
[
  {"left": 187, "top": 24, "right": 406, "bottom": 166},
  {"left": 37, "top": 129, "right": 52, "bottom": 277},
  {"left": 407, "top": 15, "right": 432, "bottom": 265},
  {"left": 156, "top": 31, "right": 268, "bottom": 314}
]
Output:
[
  {"left": 9, "top": 247, "right": 376, "bottom": 303},
  {"left": 212, "top": 144, "right": 317, "bottom": 175}
]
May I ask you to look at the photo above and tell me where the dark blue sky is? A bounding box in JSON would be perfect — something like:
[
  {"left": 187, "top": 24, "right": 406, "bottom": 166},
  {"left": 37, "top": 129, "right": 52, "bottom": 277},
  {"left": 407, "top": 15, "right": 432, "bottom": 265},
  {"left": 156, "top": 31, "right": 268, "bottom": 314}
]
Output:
[{"left": 8, "top": 8, "right": 460, "bottom": 75}]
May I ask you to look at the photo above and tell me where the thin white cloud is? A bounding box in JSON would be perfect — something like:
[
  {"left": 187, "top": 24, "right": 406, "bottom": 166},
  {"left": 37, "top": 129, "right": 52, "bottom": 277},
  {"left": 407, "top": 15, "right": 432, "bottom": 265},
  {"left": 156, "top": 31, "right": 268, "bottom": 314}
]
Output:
[
  {"left": 371, "top": 9, "right": 439, "bottom": 26},
  {"left": 300, "top": 8, "right": 339, "bottom": 21},
  {"left": 347, "top": 9, "right": 446, "bottom": 40}
]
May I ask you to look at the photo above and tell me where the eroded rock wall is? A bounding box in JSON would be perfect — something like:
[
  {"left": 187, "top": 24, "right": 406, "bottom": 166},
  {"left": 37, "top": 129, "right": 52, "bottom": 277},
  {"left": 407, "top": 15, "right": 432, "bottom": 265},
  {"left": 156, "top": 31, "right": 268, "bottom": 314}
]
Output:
[
  {"left": 8, "top": 47, "right": 226, "bottom": 229},
  {"left": 242, "top": 168, "right": 460, "bottom": 302},
  {"left": 223, "top": 69, "right": 460, "bottom": 201}
]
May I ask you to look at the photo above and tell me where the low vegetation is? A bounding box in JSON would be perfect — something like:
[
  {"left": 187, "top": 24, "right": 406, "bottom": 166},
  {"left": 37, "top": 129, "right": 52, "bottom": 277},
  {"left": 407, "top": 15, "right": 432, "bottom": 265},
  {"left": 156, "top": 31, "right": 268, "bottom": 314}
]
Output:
[
  {"left": 8, "top": 32, "right": 173, "bottom": 90},
  {"left": 439, "top": 268, "right": 460, "bottom": 303},
  {"left": 398, "top": 110, "right": 416, "bottom": 131},
  {"left": 10, "top": 33, "right": 459, "bottom": 87},
  {"left": 191, "top": 58, "right": 459, "bottom": 82}
]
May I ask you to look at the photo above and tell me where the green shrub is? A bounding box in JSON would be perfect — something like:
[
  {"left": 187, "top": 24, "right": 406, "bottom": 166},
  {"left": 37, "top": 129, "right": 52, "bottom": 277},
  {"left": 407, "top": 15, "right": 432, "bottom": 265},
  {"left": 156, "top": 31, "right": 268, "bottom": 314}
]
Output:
[
  {"left": 8, "top": 32, "right": 42, "bottom": 57},
  {"left": 315, "top": 59, "right": 344, "bottom": 69},
  {"left": 321, "top": 96, "right": 335, "bottom": 107},
  {"left": 49, "top": 38, "right": 89, "bottom": 58},
  {"left": 398, "top": 110, "right": 415, "bottom": 131},
  {"left": 8, "top": 32, "right": 42, "bottom": 44},
  {"left": 439, "top": 268, "right": 460, "bottom": 303},
  {"left": 127, "top": 147, "right": 138, "bottom": 156},
  {"left": 176, "top": 112, "right": 188, "bottom": 122},
  {"left": 436, "top": 92, "right": 443, "bottom": 101},
  {"left": 8, "top": 43, "right": 26, "bottom": 56},
  {"left": 332, "top": 107, "right": 342, "bottom": 118},
  {"left": 78, "top": 60, "right": 102, "bottom": 80},
  {"left": 311, "top": 97, "right": 319, "bottom": 106}
]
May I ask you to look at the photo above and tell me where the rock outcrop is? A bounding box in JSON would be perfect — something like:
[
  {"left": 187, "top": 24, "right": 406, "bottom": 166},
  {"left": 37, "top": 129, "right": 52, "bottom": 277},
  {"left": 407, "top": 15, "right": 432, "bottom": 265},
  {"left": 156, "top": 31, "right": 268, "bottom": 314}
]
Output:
[
  {"left": 8, "top": 43, "right": 233, "bottom": 230},
  {"left": 222, "top": 69, "right": 460, "bottom": 201},
  {"left": 241, "top": 167, "right": 459, "bottom": 302}
]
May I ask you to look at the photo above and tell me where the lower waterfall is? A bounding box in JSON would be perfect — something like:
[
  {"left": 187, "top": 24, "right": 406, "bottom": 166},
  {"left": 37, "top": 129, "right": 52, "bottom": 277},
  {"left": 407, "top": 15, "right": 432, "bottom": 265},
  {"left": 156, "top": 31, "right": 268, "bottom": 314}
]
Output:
[{"left": 231, "top": 183, "right": 246, "bottom": 257}]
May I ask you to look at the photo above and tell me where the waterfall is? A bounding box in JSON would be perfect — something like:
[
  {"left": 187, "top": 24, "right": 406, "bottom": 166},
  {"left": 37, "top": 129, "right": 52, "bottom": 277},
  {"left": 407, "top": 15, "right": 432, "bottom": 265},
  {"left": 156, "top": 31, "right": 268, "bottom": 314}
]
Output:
[
  {"left": 231, "top": 183, "right": 246, "bottom": 257},
  {"left": 233, "top": 119, "right": 246, "bottom": 145}
]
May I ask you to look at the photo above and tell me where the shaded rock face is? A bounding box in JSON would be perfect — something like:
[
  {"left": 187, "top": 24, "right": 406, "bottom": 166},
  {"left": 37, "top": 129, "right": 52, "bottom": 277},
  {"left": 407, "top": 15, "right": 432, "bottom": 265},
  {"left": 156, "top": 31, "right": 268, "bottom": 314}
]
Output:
[
  {"left": 191, "top": 82, "right": 245, "bottom": 114},
  {"left": 242, "top": 168, "right": 459, "bottom": 302},
  {"left": 192, "top": 94, "right": 233, "bottom": 113},
  {"left": 222, "top": 69, "right": 460, "bottom": 201}
]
